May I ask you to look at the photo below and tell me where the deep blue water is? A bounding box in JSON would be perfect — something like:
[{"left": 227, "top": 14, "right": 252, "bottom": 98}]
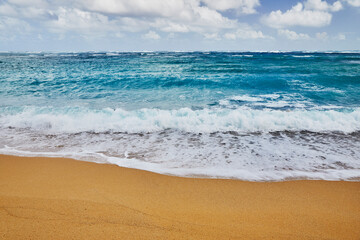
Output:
[{"left": 0, "top": 52, "right": 359, "bottom": 181}]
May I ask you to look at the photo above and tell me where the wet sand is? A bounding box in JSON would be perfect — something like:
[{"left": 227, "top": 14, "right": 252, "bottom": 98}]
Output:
[{"left": 0, "top": 154, "right": 359, "bottom": 239}]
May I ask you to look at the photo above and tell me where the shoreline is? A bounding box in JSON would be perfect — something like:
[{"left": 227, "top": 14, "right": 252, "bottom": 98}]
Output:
[
  {"left": 1, "top": 154, "right": 359, "bottom": 239},
  {"left": 2, "top": 152, "right": 359, "bottom": 182}
]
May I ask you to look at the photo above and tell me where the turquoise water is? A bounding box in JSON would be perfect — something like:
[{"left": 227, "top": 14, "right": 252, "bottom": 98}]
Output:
[
  {"left": 0, "top": 52, "right": 359, "bottom": 180},
  {"left": 1, "top": 52, "right": 360, "bottom": 110}
]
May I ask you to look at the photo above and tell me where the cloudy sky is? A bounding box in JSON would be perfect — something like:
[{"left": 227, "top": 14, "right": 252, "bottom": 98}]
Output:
[{"left": 0, "top": 0, "right": 359, "bottom": 51}]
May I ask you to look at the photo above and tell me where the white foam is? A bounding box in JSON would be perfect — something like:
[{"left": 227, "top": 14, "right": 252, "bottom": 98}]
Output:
[
  {"left": 1, "top": 130, "right": 359, "bottom": 181},
  {"left": 347, "top": 60, "right": 360, "bottom": 64},
  {"left": 259, "top": 94, "right": 281, "bottom": 99},
  {"left": 1, "top": 106, "right": 359, "bottom": 181},
  {"left": 230, "top": 95, "right": 263, "bottom": 102},
  {"left": 232, "top": 54, "right": 253, "bottom": 57},
  {"left": 105, "top": 52, "right": 120, "bottom": 56},
  {"left": 1, "top": 106, "right": 359, "bottom": 134},
  {"left": 291, "top": 55, "right": 314, "bottom": 58}
]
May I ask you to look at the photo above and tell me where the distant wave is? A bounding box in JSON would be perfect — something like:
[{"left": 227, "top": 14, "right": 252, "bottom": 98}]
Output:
[{"left": 291, "top": 55, "right": 314, "bottom": 58}]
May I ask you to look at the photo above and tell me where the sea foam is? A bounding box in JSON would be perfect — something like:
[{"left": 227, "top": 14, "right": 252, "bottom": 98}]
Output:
[{"left": 0, "top": 106, "right": 359, "bottom": 134}]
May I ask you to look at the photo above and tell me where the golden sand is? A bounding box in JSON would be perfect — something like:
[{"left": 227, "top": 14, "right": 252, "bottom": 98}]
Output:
[{"left": 0, "top": 154, "right": 359, "bottom": 239}]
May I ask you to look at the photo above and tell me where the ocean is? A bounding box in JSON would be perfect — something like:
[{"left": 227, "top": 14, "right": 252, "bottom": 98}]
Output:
[{"left": 0, "top": 51, "right": 359, "bottom": 181}]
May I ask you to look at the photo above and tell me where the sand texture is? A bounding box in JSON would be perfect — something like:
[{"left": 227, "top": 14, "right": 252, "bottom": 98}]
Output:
[{"left": 0, "top": 154, "right": 359, "bottom": 239}]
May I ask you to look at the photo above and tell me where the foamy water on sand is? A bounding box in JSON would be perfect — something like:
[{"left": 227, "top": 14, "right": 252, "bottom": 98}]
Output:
[{"left": 0, "top": 52, "right": 359, "bottom": 181}]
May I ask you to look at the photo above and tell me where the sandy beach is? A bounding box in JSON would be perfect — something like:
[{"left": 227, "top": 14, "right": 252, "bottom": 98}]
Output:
[{"left": 0, "top": 154, "right": 359, "bottom": 239}]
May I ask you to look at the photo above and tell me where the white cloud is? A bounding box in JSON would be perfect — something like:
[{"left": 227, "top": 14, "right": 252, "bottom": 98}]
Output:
[
  {"left": 262, "top": 2, "right": 334, "bottom": 28},
  {"left": 79, "top": 0, "right": 186, "bottom": 18},
  {"left": 224, "top": 27, "right": 267, "bottom": 40},
  {"left": 0, "top": 4, "right": 17, "bottom": 16},
  {"left": 81, "top": 0, "right": 260, "bottom": 17},
  {"left": 201, "top": 0, "right": 260, "bottom": 14},
  {"left": 335, "top": 33, "right": 346, "bottom": 40},
  {"left": 114, "top": 32, "right": 123, "bottom": 38},
  {"left": 203, "top": 32, "right": 221, "bottom": 40},
  {"left": 76, "top": 0, "right": 243, "bottom": 30},
  {"left": 278, "top": 29, "right": 310, "bottom": 40},
  {"left": 316, "top": 31, "right": 328, "bottom": 40},
  {"left": 0, "top": 16, "right": 30, "bottom": 31},
  {"left": 73, "top": 0, "right": 240, "bottom": 35},
  {"left": 152, "top": 19, "right": 189, "bottom": 33},
  {"left": 182, "top": 4, "right": 237, "bottom": 31},
  {"left": 344, "top": 0, "right": 360, "bottom": 7},
  {"left": 7, "top": 0, "right": 48, "bottom": 7},
  {"left": 304, "top": 0, "right": 342, "bottom": 12},
  {"left": 0, "top": 16, "right": 31, "bottom": 40},
  {"left": 0, "top": 0, "right": 263, "bottom": 44},
  {"left": 0, "top": 2, "right": 55, "bottom": 20},
  {"left": 46, "top": 7, "right": 116, "bottom": 36},
  {"left": 167, "top": 32, "right": 176, "bottom": 39},
  {"left": 142, "top": 30, "right": 161, "bottom": 39},
  {"left": 0, "top": 0, "right": 244, "bottom": 38}
]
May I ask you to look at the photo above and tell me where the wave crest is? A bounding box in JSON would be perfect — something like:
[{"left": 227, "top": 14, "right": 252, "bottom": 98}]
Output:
[{"left": 1, "top": 106, "right": 359, "bottom": 133}]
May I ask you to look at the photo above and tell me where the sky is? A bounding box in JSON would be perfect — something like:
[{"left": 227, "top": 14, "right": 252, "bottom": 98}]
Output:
[{"left": 0, "top": 0, "right": 359, "bottom": 52}]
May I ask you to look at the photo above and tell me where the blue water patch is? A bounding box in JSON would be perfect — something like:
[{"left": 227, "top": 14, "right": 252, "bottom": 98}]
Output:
[{"left": 0, "top": 52, "right": 359, "bottom": 110}]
